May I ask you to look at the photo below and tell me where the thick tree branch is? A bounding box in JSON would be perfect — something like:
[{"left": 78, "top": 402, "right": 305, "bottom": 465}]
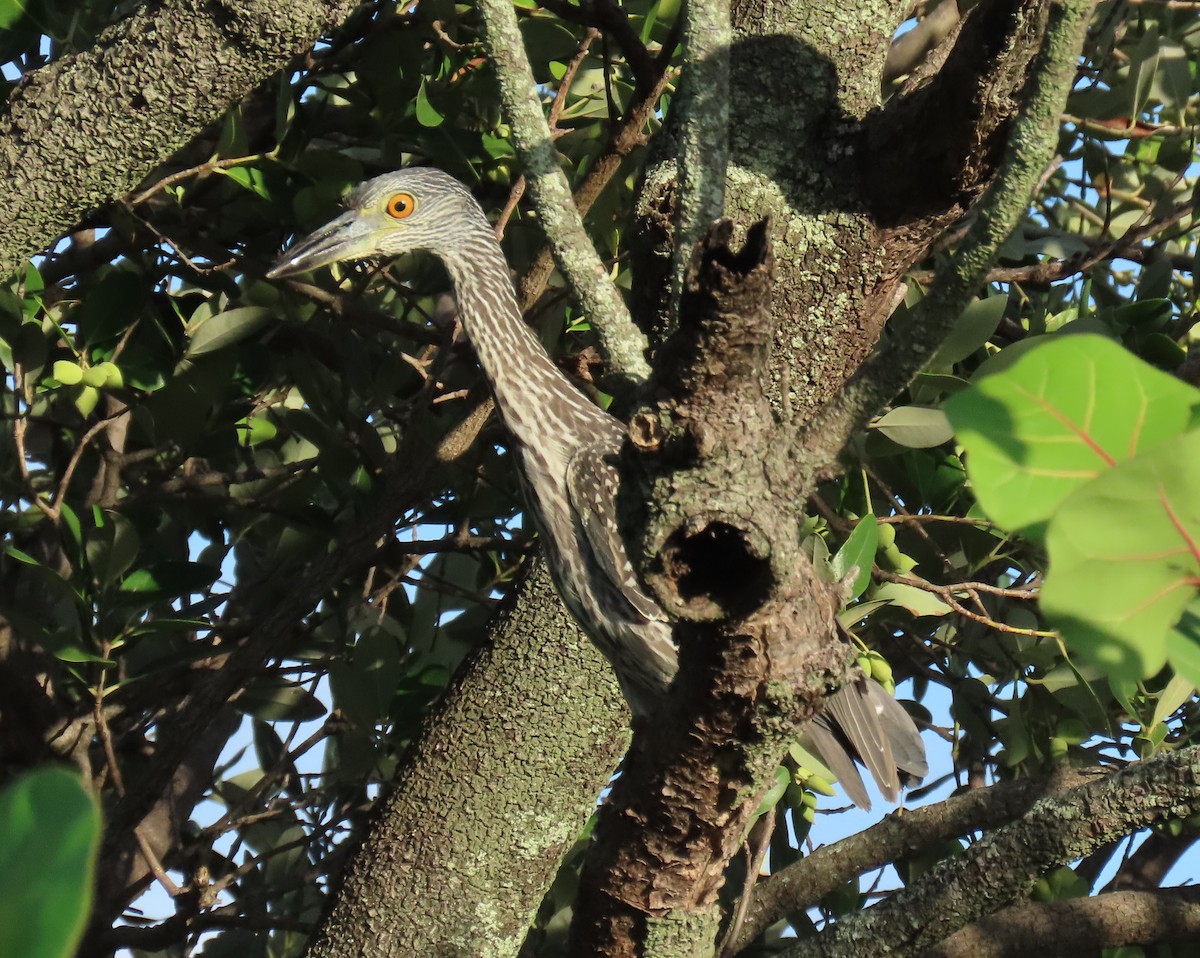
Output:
[
  {"left": 883, "top": 0, "right": 968, "bottom": 85},
  {"left": 91, "top": 706, "right": 242, "bottom": 925},
  {"left": 572, "top": 222, "right": 846, "bottom": 956},
  {"left": 802, "top": 0, "right": 1095, "bottom": 469},
  {"left": 728, "top": 767, "right": 1105, "bottom": 952},
  {"left": 0, "top": 0, "right": 356, "bottom": 279},
  {"left": 864, "top": 0, "right": 1047, "bottom": 228},
  {"left": 927, "top": 888, "right": 1200, "bottom": 958},
  {"left": 1106, "top": 831, "right": 1199, "bottom": 892},
  {"left": 785, "top": 746, "right": 1200, "bottom": 958},
  {"left": 305, "top": 559, "right": 630, "bottom": 958}
]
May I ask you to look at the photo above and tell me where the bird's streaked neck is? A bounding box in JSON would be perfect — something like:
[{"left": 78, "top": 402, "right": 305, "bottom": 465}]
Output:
[{"left": 438, "top": 238, "right": 609, "bottom": 449}]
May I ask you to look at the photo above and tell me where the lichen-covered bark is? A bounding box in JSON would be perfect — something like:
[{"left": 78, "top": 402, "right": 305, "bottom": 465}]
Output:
[
  {"left": 600, "top": 0, "right": 1096, "bottom": 952},
  {"left": 572, "top": 222, "right": 846, "bottom": 957},
  {"left": 720, "top": 0, "right": 905, "bottom": 418},
  {"left": 0, "top": 0, "right": 356, "bottom": 279},
  {"left": 786, "top": 746, "right": 1200, "bottom": 958},
  {"left": 635, "top": 0, "right": 1068, "bottom": 422},
  {"left": 306, "top": 559, "right": 630, "bottom": 958}
]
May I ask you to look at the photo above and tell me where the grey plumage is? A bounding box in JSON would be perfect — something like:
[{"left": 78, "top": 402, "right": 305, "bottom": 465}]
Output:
[{"left": 269, "top": 167, "right": 927, "bottom": 807}]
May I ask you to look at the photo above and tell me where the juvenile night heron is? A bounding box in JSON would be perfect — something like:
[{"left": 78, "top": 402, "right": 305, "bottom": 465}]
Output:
[{"left": 269, "top": 167, "right": 926, "bottom": 807}]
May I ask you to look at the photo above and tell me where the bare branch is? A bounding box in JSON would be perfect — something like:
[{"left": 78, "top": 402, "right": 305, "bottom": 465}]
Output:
[{"left": 476, "top": 0, "right": 651, "bottom": 383}]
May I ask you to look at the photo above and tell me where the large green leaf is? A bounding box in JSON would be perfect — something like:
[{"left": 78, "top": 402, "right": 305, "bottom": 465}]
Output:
[
  {"left": 946, "top": 335, "right": 1200, "bottom": 538},
  {"left": 0, "top": 0, "right": 27, "bottom": 31},
  {"left": 0, "top": 768, "right": 100, "bottom": 958},
  {"left": 1041, "top": 430, "right": 1200, "bottom": 682}
]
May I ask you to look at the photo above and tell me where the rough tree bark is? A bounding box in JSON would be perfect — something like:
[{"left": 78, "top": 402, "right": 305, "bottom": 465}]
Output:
[
  {"left": 0, "top": 0, "right": 356, "bottom": 279},
  {"left": 561, "top": 0, "right": 1096, "bottom": 952},
  {"left": 304, "top": 560, "right": 630, "bottom": 958},
  {"left": 3, "top": 1, "right": 1165, "bottom": 958}
]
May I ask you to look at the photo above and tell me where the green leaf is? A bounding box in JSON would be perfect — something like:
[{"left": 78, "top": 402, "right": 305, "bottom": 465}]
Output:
[
  {"left": 1152, "top": 40, "right": 1191, "bottom": 124},
  {"left": 874, "top": 406, "right": 954, "bottom": 448},
  {"left": 931, "top": 294, "right": 1008, "bottom": 368},
  {"left": 85, "top": 512, "right": 141, "bottom": 589},
  {"left": 218, "top": 165, "right": 272, "bottom": 200},
  {"left": 415, "top": 79, "right": 445, "bottom": 128},
  {"left": 238, "top": 677, "right": 327, "bottom": 721},
  {"left": 74, "top": 270, "right": 144, "bottom": 345},
  {"left": 946, "top": 335, "right": 1200, "bottom": 538},
  {"left": 1127, "top": 28, "right": 1160, "bottom": 121},
  {"left": 0, "top": 768, "right": 100, "bottom": 958},
  {"left": 119, "top": 561, "right": 220, "bottom": 598},
  {"left": 215, "top": 108, "right": 250, "bottom": 159},
  {"left": 872, "top": 582, "right": 952, "bottom": 618},
  {"left": 821, "top": 878, "right": 862, "bottom": 918},
  {"left": 185, "top": 306, "right": 272, "bottom": 359},
  {"left": 1167, "top": 599, "right": 1200, "bottom": 688},
  {"left": 51, "top": 360, "right": 83, "bottom": 386},
  {"left": 831, "top": 515, "right": 878, "bottom": 601},
  {"left": 74, "top": 386, "right": 100, "bottom": 417},
  {"left": 755, "top": 766, "right": 791, "bottom": 815},
  {"left": 1041, "top": 430, "right": 1200, "bottom": 683},
  {"left": 1150, "top": 673, "right": 1195, "bottom": 729},
  {"left": 330, "top": 627, "right": 405, "bottom": 728},
  {"left": 0, "top": 0, "right": 28, "bottom": 29},
  {"left": 237, "top": 414, "right": 278, "bottom": 446}
]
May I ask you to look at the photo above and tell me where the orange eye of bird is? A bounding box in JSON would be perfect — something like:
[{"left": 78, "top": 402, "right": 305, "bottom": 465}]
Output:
[{"left": 386, "top": 192, "right": 417, "bottom": 219}]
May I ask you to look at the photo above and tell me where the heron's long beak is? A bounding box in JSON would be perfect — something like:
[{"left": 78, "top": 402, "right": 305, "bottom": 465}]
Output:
[{"left": 267, "top": 210, "right": 384, "bottom": 279}]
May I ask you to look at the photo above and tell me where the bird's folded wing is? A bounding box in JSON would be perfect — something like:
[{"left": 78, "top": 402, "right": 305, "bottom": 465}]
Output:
[
  {"left": 865, "top": 678, "right": 929, "bottom": 777},
  {"left": 565, "top": 437, "right": 664, "bottom": 622},
  {"left": 803, "top": 718, "right": 874, "bottom": 810},
  {"left": 824, "top": 677, "right": 900, "bottom": 802}
]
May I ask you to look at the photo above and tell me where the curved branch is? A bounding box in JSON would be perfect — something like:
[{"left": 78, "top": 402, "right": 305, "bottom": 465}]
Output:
[
  {"left": 785, "top": 746, "right": 1200, "bottom": 958},
  {"left": 883, "top": 1, "right": 967, "bottom": 85},
  {"left": 729, "top": 767, "right": 1105, "bottom": 952},
  {"left": 800, "top": 0, "right": 1095, "bottom": 469},
  {"left": 927, "top": 888, "right": 1200, "bottom": 958}
]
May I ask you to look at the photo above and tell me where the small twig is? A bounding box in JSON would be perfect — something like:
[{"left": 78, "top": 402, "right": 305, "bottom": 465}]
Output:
[
  {"left": 431, "top": 387, "right": 472, "bottom": 404},
  {"left": 495, "top": 177, "right": 527, "bottom": 239},
  {"left": 875, "top": 569, "right": 1055, "bottom": 637},
  {"left": 429, "top": 19, "right": 468, "bottom": 51},
  {"left": 122, "top": 205, "right": 237, "bottom": 275},
  {"left": 877, "top": 513, "right": 1000, "bottom": 529},
  {"left": 550, "top": 29, "right": 598, "bottom": 130},
  {"left": 11, "top": 361, "right": 57, "bottom": 521},
  {"left": 93, "top": 671, "right": 126, "bottom": 797},
  {"left": 133, "top": 826, "right": 184, "bottom": 898},
  {"left": 54, "top": 404, "right": 132, "bottom": 512},
  {"left": 128, "top": 153, "right": 276, "bottom": 207},
  {"left": 720, "top": 808, "right": 775, "bottom": 958}
]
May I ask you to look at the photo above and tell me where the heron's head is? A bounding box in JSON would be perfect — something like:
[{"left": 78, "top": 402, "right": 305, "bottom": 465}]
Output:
[{"left": 267, "top": 168, "right": 484, "bottom": 280}]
